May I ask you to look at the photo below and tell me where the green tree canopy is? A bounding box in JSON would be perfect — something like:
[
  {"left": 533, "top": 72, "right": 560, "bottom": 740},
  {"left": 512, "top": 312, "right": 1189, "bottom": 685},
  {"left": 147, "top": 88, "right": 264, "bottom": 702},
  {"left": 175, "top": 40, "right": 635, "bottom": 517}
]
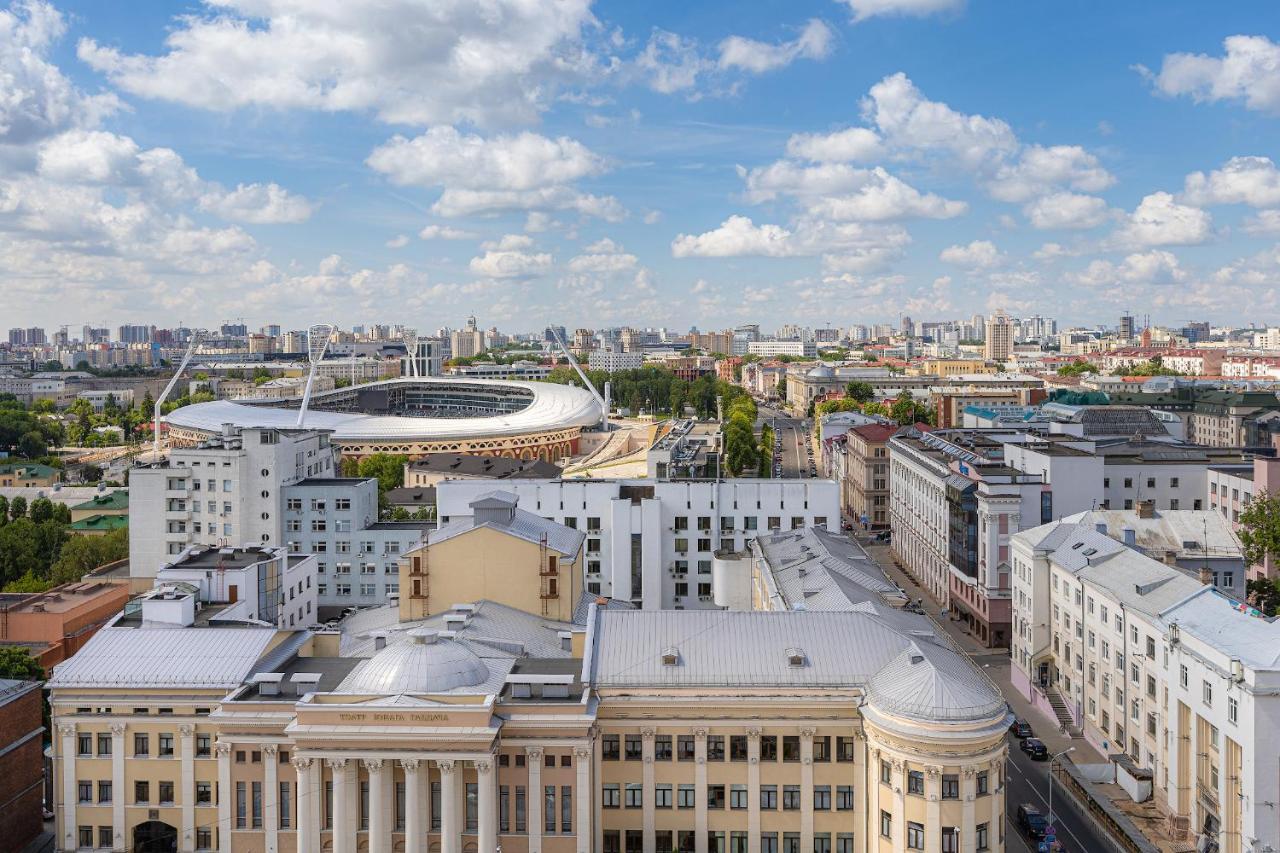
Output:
[
  {"left": 1239, "top": 491, "right": 1280, "bottom": 569},
  {"left": 0, "top": 647, "right": 42, "bottom": 681}
]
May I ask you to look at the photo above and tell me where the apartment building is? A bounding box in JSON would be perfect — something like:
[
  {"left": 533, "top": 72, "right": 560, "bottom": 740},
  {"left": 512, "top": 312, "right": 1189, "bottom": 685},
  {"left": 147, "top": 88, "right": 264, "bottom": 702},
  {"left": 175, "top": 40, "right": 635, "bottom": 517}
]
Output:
[
  {"left": 1186, "top": 391, "right": 1280, "bottom": 448},
  {"left": 842, "top": 423, "right": 896, "bottom": 530},
  {"left": 587, "top": 348, "right": 644, "bottom": 372},
  {"left": 1010, "top": 520, "right": 1280, "bottom": 853},
  {"left": 1207, "top": 455, "right": 1280, "bottom": 580},
  {"left": 50, "top": 514, "right": 1011, "bottom": 853},
  {"left": 435, "top": 478, "right": 839, "bottom": 610},
  {"left": 746, "top": 340, "right": 817, "bottom": 358},
  {"left": 888, "top": 429, "right": 1051, "bottom": 646},
  {"left": 156, "top": 546, "right": 319, "bottom": 630},
  {"left": 983, "top": 311, "right": 1013, "bottom": 362},
  {"left": 130, "top": 427, "right": 429, "bottom": 613}
]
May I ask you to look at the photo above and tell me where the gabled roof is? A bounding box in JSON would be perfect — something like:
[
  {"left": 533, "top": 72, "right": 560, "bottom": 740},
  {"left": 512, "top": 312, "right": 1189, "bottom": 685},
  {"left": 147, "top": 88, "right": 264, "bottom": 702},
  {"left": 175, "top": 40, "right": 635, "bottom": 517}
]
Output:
[
  {"left": 429, "top": 502, "right": 584, "bottom": 557},
  {"left": 49, "top": 626, "right": 278, "bottom": 689}
]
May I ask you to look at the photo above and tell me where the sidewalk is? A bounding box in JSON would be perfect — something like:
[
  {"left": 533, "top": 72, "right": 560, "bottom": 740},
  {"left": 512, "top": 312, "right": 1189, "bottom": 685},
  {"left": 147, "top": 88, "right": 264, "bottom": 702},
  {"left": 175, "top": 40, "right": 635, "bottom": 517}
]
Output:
[{"left": 860, "top": 538, "right": 1103, "bottom": 764}]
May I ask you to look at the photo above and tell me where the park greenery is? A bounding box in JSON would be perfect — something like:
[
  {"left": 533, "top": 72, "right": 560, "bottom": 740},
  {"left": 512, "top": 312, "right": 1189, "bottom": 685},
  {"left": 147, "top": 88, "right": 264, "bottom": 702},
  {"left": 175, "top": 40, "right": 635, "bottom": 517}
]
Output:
[
  {"left": 1114, "top": 356, "right": 1183, "bottom": 377},
  {"left": 0, "top": 496, "right": 128, "bottom": 592},
  {"left": 1056, "top": 360, "right": 1099, "bottom": 376},
  {"left": 812, "top": 386, "right": 934, "bottom": 425}
]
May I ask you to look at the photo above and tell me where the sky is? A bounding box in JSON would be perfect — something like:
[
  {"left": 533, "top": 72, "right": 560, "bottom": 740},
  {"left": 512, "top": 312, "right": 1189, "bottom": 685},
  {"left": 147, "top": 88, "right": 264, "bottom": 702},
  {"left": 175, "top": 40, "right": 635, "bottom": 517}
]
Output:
[{"left": 2, "top": 0, "right": 1280, "bottom": 334}]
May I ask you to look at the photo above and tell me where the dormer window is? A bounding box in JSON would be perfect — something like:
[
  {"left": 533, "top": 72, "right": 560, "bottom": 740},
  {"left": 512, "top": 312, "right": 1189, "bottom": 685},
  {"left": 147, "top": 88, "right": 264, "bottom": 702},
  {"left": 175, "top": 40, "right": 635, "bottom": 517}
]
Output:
[
  {"left": 661, "top": 647, "right": 680, "bottom": 666},
  {"left": 786, "top": 647, "right": 806, "bottom": 667}
]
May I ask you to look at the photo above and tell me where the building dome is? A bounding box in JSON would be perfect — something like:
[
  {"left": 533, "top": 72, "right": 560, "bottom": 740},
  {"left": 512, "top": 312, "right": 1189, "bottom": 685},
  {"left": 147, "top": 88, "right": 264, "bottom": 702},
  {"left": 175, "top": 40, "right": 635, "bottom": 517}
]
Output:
[
  {"left": 342, "top": 628, "right": 489, "bottom": 694},
  {"left": 807, "top": 365, "right": 835, "bottom": 379},
  {"left": 863, "top": 642, "right": 1006, "bottom": 725}
]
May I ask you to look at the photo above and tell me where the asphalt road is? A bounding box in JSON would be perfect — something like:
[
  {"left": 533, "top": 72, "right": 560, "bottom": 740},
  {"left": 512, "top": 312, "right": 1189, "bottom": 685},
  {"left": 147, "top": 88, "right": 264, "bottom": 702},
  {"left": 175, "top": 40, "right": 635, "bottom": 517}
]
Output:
[
  {"left": 757, "top": 404, "right": 814, "bottom": 479},
  {"left": 1004, "top": 734, "right": 1116, "bottom": 853}
]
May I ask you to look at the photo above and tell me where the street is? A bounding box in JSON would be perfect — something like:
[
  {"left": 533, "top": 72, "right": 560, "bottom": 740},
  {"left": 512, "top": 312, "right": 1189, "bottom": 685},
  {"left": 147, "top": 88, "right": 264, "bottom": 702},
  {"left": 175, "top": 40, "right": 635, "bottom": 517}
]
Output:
[
  {"left": 757, "top": 403, "right": 814, "bottom": 479},
  {"left": 859, "top": 539, "right": 1118, "bottom": 853}
]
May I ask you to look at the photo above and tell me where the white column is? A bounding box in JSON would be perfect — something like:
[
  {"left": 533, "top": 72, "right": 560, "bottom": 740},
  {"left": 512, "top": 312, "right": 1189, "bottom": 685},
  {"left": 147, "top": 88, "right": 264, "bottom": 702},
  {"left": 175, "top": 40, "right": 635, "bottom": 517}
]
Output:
[
  {"left": 291, "top": 758, "right": 316, "bottom": 853},
  {"left": 892, "top": 758, "right": 906, "bottom": 851},
  {"left": 179, "top": 725, "right": 196, "bottom": 853},
  {"left": 477, "top": 758, "right": 496, "bottom": 853},
  {"left": 366, "top": 759, "right": 390, "bottom": 853},
  {"left": 962, "top": 768, "right": 977, "bottom": 853},
  {"left": 868, "top": 747, "right": 881, "bottom": 846},
  {"left": 526, "top": 748, "right": 543, "bottom": 853},
  {"left": 642, "top": 729, "right": 656, "bottom": 853},
  {"left": 329, "top": 758, "right": 353, "bottom": 853},
  {"left": 694, "top": 729, "right": 708, "bottom": 853},
  {"left": 800, "top": 729, "right": 815, "bottom": 852},
  {"left": 747, "top": 729, "right": 761, "bottom": 853},
  {"left": 575, "top": 745, "right": 592, "bottom": 853},
  {"left": 989, "top": 758, "right": 1003, "bottom": 848},
  {"left": 264, "top": 745, "right": 279, "bottom": 853},
  {"left": 58, "top": 723, "right": 76, "bottom": 853},
  {"left": 924, "top": 765, "right": 941, "bottom": 853},
  {"left": 111, "top": 723, "right": 126, "bottom": 852},
  {"left": 439, "top": 759, "right": 459, "bottom": 853},
  {"left": 216, "top": 741, "right": 233, "bottom": 853},
  {"left": 403, "top": 759, "right": 424, "bottom": 853}
]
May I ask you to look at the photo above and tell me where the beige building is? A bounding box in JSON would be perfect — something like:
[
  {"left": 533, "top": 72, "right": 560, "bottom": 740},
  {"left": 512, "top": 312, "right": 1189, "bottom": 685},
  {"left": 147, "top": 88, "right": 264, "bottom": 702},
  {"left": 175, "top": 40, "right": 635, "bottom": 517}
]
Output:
[
  {"left": 50, "top": 506, "right": 1013, "bottom": 853},
  {"left": 843, "top": 424, "right": 896, "bottom": 529},
  {"left": 983, "top": 312, "right": 1013, "bottom": 364},
  {"left": 907, "top": 360, "right": 994, "bottom": 378}
]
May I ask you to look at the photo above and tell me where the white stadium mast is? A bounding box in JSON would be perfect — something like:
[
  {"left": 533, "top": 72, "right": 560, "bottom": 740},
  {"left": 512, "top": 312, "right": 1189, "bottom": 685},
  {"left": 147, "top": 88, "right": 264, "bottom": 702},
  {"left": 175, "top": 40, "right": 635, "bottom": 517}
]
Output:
[
  {"left": 297, "top": 323, "right": 336, "bottom": 428},
  {"left": 153, "top": 329, "right": 207, "bottom": 457},
  {"left": 549, "top": 326, "right": 609, "bottom": 431}
]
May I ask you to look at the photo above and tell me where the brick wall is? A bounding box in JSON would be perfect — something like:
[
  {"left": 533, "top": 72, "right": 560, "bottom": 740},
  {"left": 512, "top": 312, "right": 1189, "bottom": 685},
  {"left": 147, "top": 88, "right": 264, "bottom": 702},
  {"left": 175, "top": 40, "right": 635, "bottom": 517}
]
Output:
[{"left": 0, "top": 685, "right": 45, "bottom": 850}]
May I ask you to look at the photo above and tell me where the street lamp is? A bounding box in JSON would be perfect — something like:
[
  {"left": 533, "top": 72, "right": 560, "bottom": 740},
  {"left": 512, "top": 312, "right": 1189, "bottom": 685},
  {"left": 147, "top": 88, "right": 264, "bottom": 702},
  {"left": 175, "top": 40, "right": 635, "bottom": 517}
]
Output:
[{"left": 1047, "top": 747, "right": 1075, "bottom": 829}]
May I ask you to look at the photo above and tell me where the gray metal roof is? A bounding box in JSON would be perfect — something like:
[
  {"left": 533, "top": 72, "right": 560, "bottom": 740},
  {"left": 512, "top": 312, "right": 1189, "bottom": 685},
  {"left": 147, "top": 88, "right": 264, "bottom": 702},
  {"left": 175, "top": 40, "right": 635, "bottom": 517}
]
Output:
[
  {"left": 49, "top": 626, "right": 279, "bottom": 689},
  {"left": 755, "top": 527, "right": 907, "bottom": 613},
  {"left": 1162, "top": 587, "right": 1280, "bottom": 670},
  {"left": 589, "top": 610, "right": 1004, "bottom": 722},
  {"left": 429, "top": 505, "right": 585, "bottom": 556}
]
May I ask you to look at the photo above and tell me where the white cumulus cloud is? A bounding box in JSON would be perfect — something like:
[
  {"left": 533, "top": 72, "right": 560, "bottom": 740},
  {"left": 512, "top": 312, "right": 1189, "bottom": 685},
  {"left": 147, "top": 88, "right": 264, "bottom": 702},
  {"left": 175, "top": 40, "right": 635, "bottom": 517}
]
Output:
[
  {"left": 1183, "top": 156, "right": 1280, "bottom": 207},
  {"left": 1112, "top": 192, "right": 1212, "bottom": 248},
  {"left": 837, "top": 0, "right": 964, "bottom": 23},
  {"left": 1143, "top": 35, "right": 1280, "bottom": 114},
  {"left": 939, "top": 239, "right": 1003, "bottom": 269},
  {"left": 1023, "top": 192, "right": 1110, "bottom": 230},
  {"left": 717, "top": 19, "right": 833, "bottom": 73}
]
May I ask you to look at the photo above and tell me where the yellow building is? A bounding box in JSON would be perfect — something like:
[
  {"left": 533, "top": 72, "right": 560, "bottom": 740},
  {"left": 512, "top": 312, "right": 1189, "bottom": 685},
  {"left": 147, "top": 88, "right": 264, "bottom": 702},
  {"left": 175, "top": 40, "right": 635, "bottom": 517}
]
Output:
[
  {"left": 907, "top": 360, "right": 995, "bottom": 378},
  {"left": 399, "top": 491, "right": 584, "bottom": 624},
  {"left": 49, "top": 499, "right": 1012, "bottom": 853}
]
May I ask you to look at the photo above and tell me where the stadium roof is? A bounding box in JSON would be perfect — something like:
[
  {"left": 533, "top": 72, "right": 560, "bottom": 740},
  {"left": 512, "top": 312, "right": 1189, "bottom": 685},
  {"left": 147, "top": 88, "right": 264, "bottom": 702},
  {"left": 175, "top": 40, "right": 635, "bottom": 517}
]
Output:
[{"left": 163, "top": 377, "right": 602, "bottom": 441}]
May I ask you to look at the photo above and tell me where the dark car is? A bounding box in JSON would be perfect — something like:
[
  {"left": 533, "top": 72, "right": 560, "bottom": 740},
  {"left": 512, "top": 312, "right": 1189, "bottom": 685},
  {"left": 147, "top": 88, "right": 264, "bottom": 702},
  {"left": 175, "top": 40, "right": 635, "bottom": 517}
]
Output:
[
  {"left": 1010, "top": 718, "right": 1033, "bottom": 739},
  {"left": 1020, "top": 737, "right": 1048, "bottom": 760},
  {"left": 1016, "top": 803, "right": 1048, "bottom": 840}
]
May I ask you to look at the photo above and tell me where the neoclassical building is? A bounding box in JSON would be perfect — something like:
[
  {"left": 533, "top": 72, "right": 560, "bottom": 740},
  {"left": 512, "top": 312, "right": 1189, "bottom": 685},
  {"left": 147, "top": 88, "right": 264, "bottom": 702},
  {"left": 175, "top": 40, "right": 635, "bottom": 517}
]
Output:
[{"left": 50, "top": 504, "right": 1011, "bottom": 853}]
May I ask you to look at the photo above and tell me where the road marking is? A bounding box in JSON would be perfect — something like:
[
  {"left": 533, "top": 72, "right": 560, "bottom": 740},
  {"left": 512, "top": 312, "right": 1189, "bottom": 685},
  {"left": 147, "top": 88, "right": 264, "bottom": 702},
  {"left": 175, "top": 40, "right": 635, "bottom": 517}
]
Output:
[{"left": 1014, "top": 757, "right": 1093, "bottom": 852}]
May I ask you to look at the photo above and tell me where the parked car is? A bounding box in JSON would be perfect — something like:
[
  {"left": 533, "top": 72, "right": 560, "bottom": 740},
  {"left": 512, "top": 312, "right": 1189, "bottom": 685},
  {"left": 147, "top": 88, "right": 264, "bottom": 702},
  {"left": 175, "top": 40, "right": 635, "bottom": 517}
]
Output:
[
  {"left": 1010, "top": 718, "right": 1033, "bottom": 739},
  {"left": 1016, "top": 804, "right": 1048, "bottom": 840},
  {"left": 1020, "top": 738, "right": 1048, "bottom": 760}
]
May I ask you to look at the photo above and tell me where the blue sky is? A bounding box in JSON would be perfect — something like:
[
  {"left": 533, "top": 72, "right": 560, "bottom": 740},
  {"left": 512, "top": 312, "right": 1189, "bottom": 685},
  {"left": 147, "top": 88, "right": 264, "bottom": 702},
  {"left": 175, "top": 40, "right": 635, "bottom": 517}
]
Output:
[{"left": 4, "top": 0, "right": 1280, "bottom": 333}]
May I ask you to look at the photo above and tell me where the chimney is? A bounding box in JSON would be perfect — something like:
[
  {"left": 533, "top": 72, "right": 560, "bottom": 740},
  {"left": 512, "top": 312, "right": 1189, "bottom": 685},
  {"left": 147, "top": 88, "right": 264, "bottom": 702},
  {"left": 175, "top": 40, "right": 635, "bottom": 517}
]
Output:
[
  {"left": 1199, "top": 566, "right": 1213, "bottom": 586},
  {"left": 1136, "top": 499, "right": 1155, "bottom": 519},
  {"left": 373, "top": 632, "right": 387, "bottom": 651},
  {"left": 1122, "top": 527, "right": 1136, "bottom": 547}
]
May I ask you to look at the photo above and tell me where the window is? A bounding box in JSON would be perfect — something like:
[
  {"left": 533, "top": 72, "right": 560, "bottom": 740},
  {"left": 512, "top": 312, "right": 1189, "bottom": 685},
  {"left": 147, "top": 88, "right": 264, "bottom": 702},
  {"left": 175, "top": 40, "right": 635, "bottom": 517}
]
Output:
[
  {"left": 880, "top": 760, "right": 892, "bottom": 784},
  {"left": 656, "top": 784, "right": 672, "bottom": 809},
  {"left": 78, "top": 780, "right": 92, "bottom": 803},
  {"left": 677, "top": 784, "right": 695, "bottom": 809},
  {"left": 1203, "top": 680, "right": 1213, "bottom": 707},
  {"left": 158, "top": 733, "right": 174, "bottom": 757},
  {"left": 79, "top": 827, "right": 94, "bottom": 849},
  {"left": 708, "top": 784, "right": 726, "bottom": 810},
  {"left": 813, "top": 785, "right": 831, "bottom": 810},
  {"left": 196, "top": 782, "right": 212, "bottom": 805},
  {"left": 942, "top": 774, "right": 959, "bottom": 799},
  {"left": 677, "top": 735, "right": 695, "bottom": 760},
  {"left": 133, "top": 732, "right": 149, "bottom": 756},
  {"left": 602, "top": 784, "right": 620, "bottom": 808},
  {"left": 98, "top": 780, "right": 112, "bottom": 803},
  {"left": 197, "top": 734, "right": 211, "bottom": 757},
  {"left": 707, "top": 735, "right": 725, "bottom": 761},
  {"left": 907, "top": 770, "right": 924, "bottom": 795},
  {"left": 77, "top": 733, "right": 91, "bottom": 756},
  {"left": 760, "top": 735, "right": 777, "bottom": 760},
  {"left": 624, "top": 734, "right": 642, "bottom": 760},
  {"left": 625, "top": 783, "right": 643, "bottom": 809},
  {"left": 907, "top": 821, "right": 925, "bottom": 850},
  {"left": 1228, "top": 696, "right": 1239, "bottom": 725},
  {"left": 602, "top": 734, "right": 619, "bottom": 760},
  {"left": 730, "top": 785, "right": 748, "bottom": 809},
  {"left": 836, "top": 736, "right": 855, "bottom": 762},
  {"left": 561, "top": 786, "right": 572, "bottom": 833},
  {"left": 880, "top": 811, "right": 892, "bottom": 838},
  {"left": 760, "top": 785, "right": 777, "bottom": 810},
  {"left": 782, "top": 735, "right": 800, "bottom": 761},
  {"left": 977, "top": 771, "right": 989, "bottom": 795},
  {"left": 812, "top": 735, "right": 831, "bottom": 761},
  {"left": 977, "top": 823, "right": 990, "bottom": 851},
  {"left": 160, "top": 781, "right": 175, "bottom": 805},
  {"left": 97, "top": 733, "right": 111, "bottom": 755},
  {"left": 782, "top": 785, "right": 800, "bottom": 810},
  {"left": 835, "top": 785, "right": 854, "bottom": 810},
  {"left": 730, "top": 735, "right": 748, "bottom": 761},
  {"left": 1180, "top": 664, "right": 1189, "bottom": 688}
]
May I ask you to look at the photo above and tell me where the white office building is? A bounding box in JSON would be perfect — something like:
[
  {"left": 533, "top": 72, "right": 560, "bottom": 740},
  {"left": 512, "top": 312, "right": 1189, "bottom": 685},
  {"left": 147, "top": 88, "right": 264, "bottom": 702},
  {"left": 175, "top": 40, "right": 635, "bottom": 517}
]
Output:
[
  {"left": 436, "top": 478, "right": 839, "bottom": 610},
  {"left": 747, "top": 340, "right": 818, "bottom": 358},
  {"left": 587, "top": 348, "right": 644, "bottom": 372},
  {"left": 129, "top": 426, "right": 429, "bottom": 613},
  {"left": 1010, "top": 519, "right": 1280, "bottom": 853}
]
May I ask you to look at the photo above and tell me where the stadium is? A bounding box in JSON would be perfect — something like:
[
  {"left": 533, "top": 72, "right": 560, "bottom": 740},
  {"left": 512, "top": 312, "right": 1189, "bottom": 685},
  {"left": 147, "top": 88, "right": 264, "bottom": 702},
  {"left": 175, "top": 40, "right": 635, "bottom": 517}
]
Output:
[{"left": 162, "top": 377, "right": 602, "bottom": 461}]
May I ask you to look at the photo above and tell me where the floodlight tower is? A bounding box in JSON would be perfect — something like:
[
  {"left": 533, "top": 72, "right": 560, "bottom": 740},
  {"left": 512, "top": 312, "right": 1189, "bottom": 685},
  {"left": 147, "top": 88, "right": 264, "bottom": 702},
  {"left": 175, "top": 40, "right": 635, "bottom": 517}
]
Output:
[
  {"left": 297, "top": 323, "right": 336, "bottom": 428},
  {"left": 153, "top": 329, "right": 207, "bottom": 457},
  {"left": 548, "top": 326, "right": 609, "bottom": 431},
  {"left": 400, "top": 329, "right": 417, "bottom": 378}
]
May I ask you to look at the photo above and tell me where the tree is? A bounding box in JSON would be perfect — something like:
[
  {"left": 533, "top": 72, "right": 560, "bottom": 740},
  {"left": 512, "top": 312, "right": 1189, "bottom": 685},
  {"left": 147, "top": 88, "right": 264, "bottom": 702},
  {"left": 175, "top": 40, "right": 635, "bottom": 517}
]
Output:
[
  {"left": 80, "top": 464, "right": 103, "bottom": 484},
  {"left": 845, "top": 381, "right": 875, "bottom": 404},
  {"left": 816, "top": 399, "right": 862, "bottom": 417},
  {"left": 28, "top": 497, "right": 54, "bottom": 524},
  {"left": 16, "top": 429, "right": 46, "bottom": 458},
  {"left": 1247, "top": 578, "right": 1280, "bottom": 616},
  {"left": 0, "top": 496, "right": 6, "bottom": 526},
  {"left": 30, "top": 398, "right": 55, "bottom": 414},
  {"left": 0, "top": 647, "right": 42, "bottom": 681},
  {"left": 9, "top": 496, "right": 26, "bottom": 520},
  {"left": 1238, "top": 491, "right": 1280, "bottom": 569},
  {"left": 356, "top": 454, "right": 408, "bottom": 493},
  {"left": 48, "top": 526, "right": 128, "bottom": 585}
]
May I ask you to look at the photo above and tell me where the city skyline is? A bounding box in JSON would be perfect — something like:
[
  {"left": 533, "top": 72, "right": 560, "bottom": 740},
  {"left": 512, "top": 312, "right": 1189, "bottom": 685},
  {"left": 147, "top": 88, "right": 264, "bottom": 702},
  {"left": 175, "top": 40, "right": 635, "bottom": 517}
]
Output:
[{"left": 3, "top": 1, "right": 1280, "bottom": 330}]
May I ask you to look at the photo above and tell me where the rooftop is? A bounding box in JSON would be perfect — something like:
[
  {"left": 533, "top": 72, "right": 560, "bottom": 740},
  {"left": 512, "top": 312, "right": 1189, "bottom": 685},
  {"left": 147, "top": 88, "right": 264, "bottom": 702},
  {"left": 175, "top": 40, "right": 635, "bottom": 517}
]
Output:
[
  {"left": 69, "top": 514, "right": 129, "bottom": 532},
  {"left": 69, "top": 489, "right": 129, "bottom": 511},
  {"left": 407, "top": 453, "right": 561, "bottom": 480}
]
